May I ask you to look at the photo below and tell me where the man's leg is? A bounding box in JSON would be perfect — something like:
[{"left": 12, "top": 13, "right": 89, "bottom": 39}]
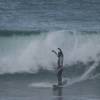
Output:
[{"left": 57, "top": 69, "right": 62, "bottom": 85}]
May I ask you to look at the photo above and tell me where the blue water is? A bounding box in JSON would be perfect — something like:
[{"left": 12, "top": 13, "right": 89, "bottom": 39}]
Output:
[{"left": 0, "top": 0, "right": 100, "bottom": 30}]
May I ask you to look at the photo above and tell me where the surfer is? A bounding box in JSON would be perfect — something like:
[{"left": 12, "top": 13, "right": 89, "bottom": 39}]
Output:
[{"left": 52, "top": 48, "right": 64, "bottom": 86}]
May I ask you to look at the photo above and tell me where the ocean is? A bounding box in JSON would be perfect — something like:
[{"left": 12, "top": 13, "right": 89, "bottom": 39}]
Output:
[{"left": 0, "top": 0, "right": 100, "bottom": 100}]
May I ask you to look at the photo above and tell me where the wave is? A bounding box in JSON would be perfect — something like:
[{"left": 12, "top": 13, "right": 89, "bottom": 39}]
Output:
[{"left": 0, "top": 30, "right": 100, "bottom": 76}]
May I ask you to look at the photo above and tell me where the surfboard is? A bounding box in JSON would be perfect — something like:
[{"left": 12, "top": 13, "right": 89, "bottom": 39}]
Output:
[
  {"left": 52, "top": 79, "right": 67, "bottom": 90},
  {"left": 53, "top": 84, "right": 61, "bottom": 90}
]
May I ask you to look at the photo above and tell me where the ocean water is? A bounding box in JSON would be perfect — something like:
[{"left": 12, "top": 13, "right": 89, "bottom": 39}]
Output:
[{"left": 0, "top": 0, "right": 100, "bottom": 100}]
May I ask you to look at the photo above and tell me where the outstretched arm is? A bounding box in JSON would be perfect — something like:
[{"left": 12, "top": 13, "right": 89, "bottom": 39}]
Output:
[{"left": 52, "top": 50, "right": 58, "bottom": 56}]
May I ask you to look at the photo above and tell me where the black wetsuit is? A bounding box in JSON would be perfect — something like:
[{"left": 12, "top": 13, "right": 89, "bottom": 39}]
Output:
[{"left": 57, "top": 51, "right": 63, "bottom": 85}]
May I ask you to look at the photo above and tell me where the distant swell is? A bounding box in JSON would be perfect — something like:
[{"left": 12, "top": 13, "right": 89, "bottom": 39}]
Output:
[
  {"left": 0, "top": 30, "right": 100, "bottom": 37},
  {"left": 0, "top": 30, "right": 43, "bottom": 36}
]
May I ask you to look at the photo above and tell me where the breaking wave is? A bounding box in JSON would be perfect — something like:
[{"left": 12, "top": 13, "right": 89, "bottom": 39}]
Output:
[{"left": 0, "top": 29, "right": 100, "bottom": 82}]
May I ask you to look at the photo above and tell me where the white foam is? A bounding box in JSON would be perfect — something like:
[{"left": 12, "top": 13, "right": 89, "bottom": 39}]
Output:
[{"left": 29, "top": 82, "right": 52, "bottom": 88}]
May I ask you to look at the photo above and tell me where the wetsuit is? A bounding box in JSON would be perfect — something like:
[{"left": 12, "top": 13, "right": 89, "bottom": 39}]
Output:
[{"left": 57, "top": 51, "right": 63, "bottom": 85}]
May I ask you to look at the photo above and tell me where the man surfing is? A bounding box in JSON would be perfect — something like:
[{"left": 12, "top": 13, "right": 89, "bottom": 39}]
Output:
[{"left": 52, "top": 48, "right": 64, "bottom": 86}]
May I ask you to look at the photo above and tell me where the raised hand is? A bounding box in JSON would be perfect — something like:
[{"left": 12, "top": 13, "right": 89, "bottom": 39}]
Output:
[{"left": 52, "top": 50, "right": 58, "bottom": 56}]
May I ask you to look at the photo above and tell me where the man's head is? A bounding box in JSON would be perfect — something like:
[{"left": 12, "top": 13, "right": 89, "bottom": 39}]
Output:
[
  {"left": 58, "top": 48, "right": 62, "bottom": 52},
  {"left": 58, "top": 48, "right": 63, "bottom": 57}
]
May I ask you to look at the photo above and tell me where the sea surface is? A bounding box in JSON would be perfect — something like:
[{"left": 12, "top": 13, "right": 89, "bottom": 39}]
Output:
[{"left": 0, "top": 0, "right": 100, "bottom": 100}]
